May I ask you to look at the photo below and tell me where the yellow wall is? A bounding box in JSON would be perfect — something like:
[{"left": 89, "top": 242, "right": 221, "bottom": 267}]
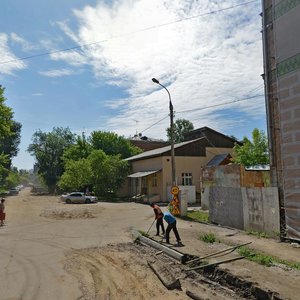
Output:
[{"left": 124, "top": 147, "right": 234, "bottom": 201}]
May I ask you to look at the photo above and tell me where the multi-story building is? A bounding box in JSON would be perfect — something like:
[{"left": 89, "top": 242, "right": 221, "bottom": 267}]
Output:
[{"left": 262, "top": 0, "right": 300, "bottom": 241}]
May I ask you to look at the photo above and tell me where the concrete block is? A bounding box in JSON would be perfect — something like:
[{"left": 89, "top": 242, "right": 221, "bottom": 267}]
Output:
[
  {"left": 148, "top": 260, "right": 181, "bottom": 290},
  {"left": 209, "top": 187, "right": 244, "bottom": 229}
]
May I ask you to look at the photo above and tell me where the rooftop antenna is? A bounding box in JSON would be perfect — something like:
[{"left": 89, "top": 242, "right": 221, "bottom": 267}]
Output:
[{"left": 133, "top": 119, "right": 139, "bottom": 136}]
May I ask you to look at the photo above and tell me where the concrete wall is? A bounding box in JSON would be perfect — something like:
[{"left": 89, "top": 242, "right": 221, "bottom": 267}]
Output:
[
  {"left": 209, "top": 186, "right": 280, "bottom": 235},
  {"left": 209, "top": 187, "right": 244, "bottom": 229},
  {"left": 242, "top": 187, "right": 280, "bottom": 234},
  {"left": 201, "top": 165, "right": 271, "bottom": 210},
  {"left": 202, "top": 164, "right": 270, "bottom": 188}
]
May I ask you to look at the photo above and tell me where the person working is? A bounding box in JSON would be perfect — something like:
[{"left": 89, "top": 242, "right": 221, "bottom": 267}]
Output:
[
  {"left": 163, "top": 211, "right": 182, "bottom": 245},
  {"left": 0, "top": 198, "right": 5, "bottom": 226},
  {"left": 150, "top": 203, "right": 165, "bottom": 236}
]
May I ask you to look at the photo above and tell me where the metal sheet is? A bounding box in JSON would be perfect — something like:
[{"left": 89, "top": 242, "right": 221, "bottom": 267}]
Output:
[{"left": 128, "top": 170, "right": 161, "bottom": 178}]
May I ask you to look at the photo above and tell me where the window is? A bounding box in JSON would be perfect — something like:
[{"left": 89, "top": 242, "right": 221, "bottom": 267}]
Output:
[
  {"left": 152, "top": 173, "right": 158, "bottom": 187},
  {"left": 182, "top": 173, "right": 192, "bottom": 186}
]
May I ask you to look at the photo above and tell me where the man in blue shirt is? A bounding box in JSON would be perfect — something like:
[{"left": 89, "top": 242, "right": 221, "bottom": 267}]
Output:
[{"left": 163, "top": 211, "right": 182, "bottom": 245}]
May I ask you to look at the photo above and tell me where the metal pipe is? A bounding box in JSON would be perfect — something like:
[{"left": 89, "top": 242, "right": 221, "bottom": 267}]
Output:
[
  {"left": 186, "top": 242, "right": 252, "bottom": 264},
  {"left": 139, "top": 235, "right": 187, "bottom": 263},
  {"left": 187, "top": 256, "right": 245, "bottom": 271}
]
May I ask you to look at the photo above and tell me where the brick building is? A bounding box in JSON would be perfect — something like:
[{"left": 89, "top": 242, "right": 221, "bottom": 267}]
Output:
[{"left": 262, "top": 0, "right": 300, "bottom": 241}]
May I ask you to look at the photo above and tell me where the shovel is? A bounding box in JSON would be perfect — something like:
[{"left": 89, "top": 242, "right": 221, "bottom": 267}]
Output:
[{"left": 146, "top": 219, "right": 156, "bottom": 234}]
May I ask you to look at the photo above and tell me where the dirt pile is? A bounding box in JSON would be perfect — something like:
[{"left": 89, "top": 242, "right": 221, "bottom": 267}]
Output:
[
  {"left": 64, "top": 242, "right": 286, "bottom": 300},
  {"left": 41, "top": 207, "right": 95, "bottom": 219}
]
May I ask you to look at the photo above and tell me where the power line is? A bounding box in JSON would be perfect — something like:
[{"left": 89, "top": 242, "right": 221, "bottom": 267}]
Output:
[
  {"left": 141, "top": 115, "right": 169, "bottom": 133},
  {"left": 0, "top": 0, "right": 259, "bottom": 66},
  {"left": 141, "top": 93, "right": 264, "bottom": 133},
  {"left": 177, "top": 94, "right": 263, "bottom": 114}
]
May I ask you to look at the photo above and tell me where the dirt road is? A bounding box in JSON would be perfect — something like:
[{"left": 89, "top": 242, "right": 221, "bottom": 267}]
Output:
[{"left": 0, "top": 188, "right": 299, "bottom": 300}]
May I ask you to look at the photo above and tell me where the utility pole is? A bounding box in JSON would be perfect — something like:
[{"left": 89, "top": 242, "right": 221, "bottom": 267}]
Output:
[{"left": 152, "top": 78, "right": 176, "bottom": 186}]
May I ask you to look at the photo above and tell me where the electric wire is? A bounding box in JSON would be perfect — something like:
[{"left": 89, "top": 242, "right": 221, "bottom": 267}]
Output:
[
  {"left": 0, "top": 0, "right": 259, "bottom": 66},
  {"left": 176, "top": 94, "right": 263, "bottom": 114},
  {"left": 141, "top": 93, "right": 264, "bottom": 134}
]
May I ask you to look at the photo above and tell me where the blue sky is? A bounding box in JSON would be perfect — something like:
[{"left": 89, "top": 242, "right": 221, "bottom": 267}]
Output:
[{"left": 0, "top": 0, "right": 266, "bottom": 170}]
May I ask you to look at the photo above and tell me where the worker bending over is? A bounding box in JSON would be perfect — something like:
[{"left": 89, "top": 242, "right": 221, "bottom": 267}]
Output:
[{"left": 150, "top": 203, "right": 165, "bottom": 236}]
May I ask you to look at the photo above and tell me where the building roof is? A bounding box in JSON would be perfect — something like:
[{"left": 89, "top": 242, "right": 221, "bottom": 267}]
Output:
[
  {"left": 206, "top": 153, "right": 232, "bottom": 167},
  {"left": 128, "top": 170, "right": 161, "bottom": 178},
  {"left": 184, "top": 126, "right": 242, "bottom": 146},
  {"left": 125, "top": 138, "right": 204, "bottom": 161}
]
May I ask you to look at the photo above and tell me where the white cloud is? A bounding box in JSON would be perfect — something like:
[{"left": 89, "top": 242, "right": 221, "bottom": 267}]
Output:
[
  {"left": 57, "top": 0, "right": 265, "bottom": 139},
  {"left": 10, "top": 32, "right": 36, "bottom": 52},
  {"left": 50, "top": 50, "right": 88, "bottom": 66},
  {"left": 0, "top": 33, "right": 27, "bottom": 75},
  {"left": 39, "top": 68, "right": 76, "bottom": 77}
]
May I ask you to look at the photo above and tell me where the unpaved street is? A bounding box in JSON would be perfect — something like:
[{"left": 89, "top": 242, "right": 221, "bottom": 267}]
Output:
[
  {"left": 0, "top": 188, "right": 299, "bottom": 300},
  {"left": 0, "top": 188, "right": 187, "bottom": 300}
]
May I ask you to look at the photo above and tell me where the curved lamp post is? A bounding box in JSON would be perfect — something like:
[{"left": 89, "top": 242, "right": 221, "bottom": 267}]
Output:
[{"left": 152, "top": 78, "right": 176, "bottom": 186}]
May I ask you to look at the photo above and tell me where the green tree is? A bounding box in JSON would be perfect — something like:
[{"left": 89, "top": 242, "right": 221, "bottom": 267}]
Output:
[
  {"left": 62, "top": 132, "right": 93, "bottom": 163},
  {"left": 0, "top": 121, "right": 22, "bottom": 165},
  {"left": 0, "top": 86, "right": 22, "bottom": 187},
  {"left": 166, "top": 118, "right": 194, "bottom": 143},
  {"left": 88, "top": 149, "right": 130, "bottom": 197},
  {"left": 18, "top": 169, "right": 31, "bottom": 186},
  {"left": 0, "top": 154, "right": 9, "bottom": 192},
  {"left": 58, "top": 158, "right": 92, "bottom": 192},
  {"left": 5, "top": 167, "right": 21, "bottom": 188},
  {"left": 90, "top": 131, "right": 141, "bottom": 159},
  {"left": 27, "top": 127, "right": 76, "bottom": 193},
  {"left": 0, "top": 85, "right": 14, "bottom": 139},
  {"left": 233, "top": 128, "right": 269, "bottom": 167}
]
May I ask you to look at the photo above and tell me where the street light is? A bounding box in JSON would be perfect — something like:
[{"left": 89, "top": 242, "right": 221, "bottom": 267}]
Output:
[{"left": 152, "top": 78, "right": 176, "bottom": 187}]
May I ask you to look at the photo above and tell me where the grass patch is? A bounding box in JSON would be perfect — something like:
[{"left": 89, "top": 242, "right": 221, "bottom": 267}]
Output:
[
  {"left": 238, "top": 246, "right": 300, "bottom": 270},
  {"left": 138, "top": 230, "right": 149, "bottom": 237},
  {"left": 199, "top": 233, "right": 218, "bottom": 243},
  {"left": 246, "top": 230, "right": 270, "bottom": 239},
  {"left": 181, "top": 210, "right": 209, "bottom": 223}
]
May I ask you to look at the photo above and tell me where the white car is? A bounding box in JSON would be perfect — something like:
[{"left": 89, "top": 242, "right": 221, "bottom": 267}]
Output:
[{"left": 60, "top": 192, "right": 97, "bottom": 204}]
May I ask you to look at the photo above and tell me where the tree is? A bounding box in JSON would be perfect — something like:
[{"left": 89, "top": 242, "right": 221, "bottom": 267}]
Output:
[
  {"left": 4, "top": 168, "right": 21, "bottom": 189},
  {"left": 0, "top": 121, "right": 22, "bottom": 165},
  {"left": 88, "top": 150, "right": 130, "bottom": 197},
  {"left": 27, "top": 127, "right": 76, "bottom": 193},
  {"left": 90, "top": 131, "right": 141, "bottom": 158},
  {"left": 58, "top": 158, "right": 92, "bottom": 192},
  {"left": 0, "top": 86, "right": 22, "bottom": 187},
  {"left": 0, "top": 85, "right": 14, "bottom": 139},
  {"left": 62, "top": 132, "right": 93, "bottom": 163},
  {"left": 166, "top": 118, "right": 194, "bottom": 143},
  {"left": 233, "top": 128, "right": 269, "bottom": 167}
]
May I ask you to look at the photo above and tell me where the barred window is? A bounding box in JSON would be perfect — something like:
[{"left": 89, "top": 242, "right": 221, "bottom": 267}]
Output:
[{"left": 182, "top": 172, "right": 192, "bottom": 186}]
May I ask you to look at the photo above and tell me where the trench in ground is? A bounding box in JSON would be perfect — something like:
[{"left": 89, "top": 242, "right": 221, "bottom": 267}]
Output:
[{"left": 139, "top": 237, "right": 283, "bottom": 300}]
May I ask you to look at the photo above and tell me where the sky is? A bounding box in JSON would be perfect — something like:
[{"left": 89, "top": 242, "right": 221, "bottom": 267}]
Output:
[{"left": 0, "top": 0, "right": 266, "bottom": 170}]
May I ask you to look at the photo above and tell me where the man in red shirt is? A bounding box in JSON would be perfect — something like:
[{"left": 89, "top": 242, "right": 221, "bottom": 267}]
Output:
[{"left": 150, "top": 203, "right": 165, "bottom": 236}]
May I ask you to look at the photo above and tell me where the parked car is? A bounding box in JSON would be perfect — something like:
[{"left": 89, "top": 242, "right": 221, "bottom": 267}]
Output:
[
  {"left": 60, "top": 192, "right": 97, "bottom": 204},
  {"left": 8, "top": 188, "right": 19, "bottom": 195}
]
